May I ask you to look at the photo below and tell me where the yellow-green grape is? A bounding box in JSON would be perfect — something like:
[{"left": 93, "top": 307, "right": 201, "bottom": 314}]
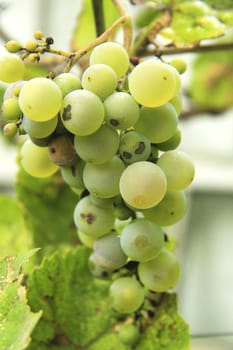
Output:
[
  {"left": 54, "top": 72, "right": 82, "bottom": 97},
  {"left": 128, "top": 59, "right": 177, "bottom": 107},
  {"left": 83, "top": 156, "right": 126, "bottom": 198},
  {"left": 73, "top": 195, "right": 115, "bottom": 238},
  {"left": 61, "top": 89, "right": 104, "bottom": 136},
  {"left": 74, "top": 124, "right": 119, "bottom": 164},
  {"left": 120, "top": 218, "right": 164, "bottom": 262},
  {"left": 138, "top": 248, "right": 181, "bottom": 292},
  {"left": 77, "top": 230, "right": 95, "bottom": 248},
  {"left": 22, "top": 115, "right": 58, "bottom": 138},
  {"left": 134, "top": 102, "right": 178, "bottom": 143},
  {"left": 157, "top": 150, "right": 195, "bottom": 191},
  {"left": 0, "top": 54, "right": 25, "bottom": 83},
  {"left": 118, "top": 324, "right": 140, "bottom": 346},
  {"left": 88, "top": 253, "right": 112, "bottom": 279},
  {"left": 103, "top": 91, "right": 140, "bottom": 130},
  {"left": 143, "top": 191, "right": 187, "bottom": 227},
  {"left": 93, "top": 233, "right": 127, "bottom": 271},
  {"left": 169, "top": 94, "right": 182, "bottom": 116},
  {"left": 3, "top": 122, "right": 17, "bottom": 137},
  {"left": 18, "top": 77, "right": 62, "bottom": 121},
  {"left": 89, "top": 42, "right": 130, "bottom": 78},
  {"left": 169, "top": 58, "right": 187, "bottom": 74},
  {"left": 20, "top": 139, "right": 58, "bottom": 178},
  {"left": 156, "top": 128, "right": 181, "bottom": 151},
  {"left": 110, "top": 277, "right": 145, "bottom": 314},
  {"left": 119, "top": 161, "right": 167, "bottom": 209},
  {"left": 81, "top": 64, "right": 118, "bottom": 100},
  {"left": 5, "top": 40, "right": 22, "bottom": 53},
  {"left": 167, "top": 63, "right": 181, "bottom": 96},
  {"left": 2, "top": 97, "right": 22, "bottom": 121}
]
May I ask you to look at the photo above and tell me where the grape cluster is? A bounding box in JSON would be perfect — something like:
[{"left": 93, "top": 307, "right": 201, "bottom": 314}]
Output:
[{"left": 0, "top": 39, "right": 194, "bottom": 316}]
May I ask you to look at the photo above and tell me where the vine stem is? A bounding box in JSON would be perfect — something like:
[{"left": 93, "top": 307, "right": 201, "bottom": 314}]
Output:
[
  {"left": 148, "top": 41, "right": 233, "bottom": 56},
  {"left": 64, "top": 13, "right": 131, "bottom": 72},
  {"left": 112, "top": 0, "right": 133, "bottom": 52}
]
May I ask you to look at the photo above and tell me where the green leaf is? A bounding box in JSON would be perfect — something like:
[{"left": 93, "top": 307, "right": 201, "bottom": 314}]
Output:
[
  {"left": 71, "top": 0, "right": 119, "bottom": 51},
  {"left": 26, "top": 247, "right": 190, "bottom": 349},
  {"left": 0, "top": 195, "right": 33, "bottom": 261},
  {"left": 217, "top": 10, "right": 233, "bottom": 26},
  {"left": 0, "top": 251, "right": 42, "bottom": 350},
  {"left": 15, "top": 166, "right": 79, "bottom": 261},
  {"left": 189, "top": 50, "right": 233, "bottom": 110},
  {"left": 136, "top": 294, "right": 190, "bottom": 350}
]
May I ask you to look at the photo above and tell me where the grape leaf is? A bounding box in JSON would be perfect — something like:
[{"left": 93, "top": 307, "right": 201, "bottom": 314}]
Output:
[
  {"left": 15, "top": 166, "right": 79, "bottom": 261},
  {"left": 0, "top": 250, "right": 42, "bottom": 350},
  {"left": 70, "top": 0, "right": 119, "bottom": 52},
  {"left": 0, "top": 194, "right": 33, "bottom": 261},
  {"left": 26, "top": 246, "right": 190, "bottom": 349},
  {"left": 188, "top": 50, "right": 233, "bottom": 110}
]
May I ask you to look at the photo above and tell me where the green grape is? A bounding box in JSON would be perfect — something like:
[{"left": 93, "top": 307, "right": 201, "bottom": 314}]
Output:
[
  {"left": 89, "top": 42, "right": 129, "bottom": 78},
  {"left": 73, "top": 195, "right": 115, "bottom": 238},
  {"left": 54, "top": 72, "right": 82, "bottom": 97},
  {"left": 77, "top": 230, "right": 95, "bottom": 248},
  {"left": 93, "top": 233, "right": 128, "bottom": 271},
  {"left": 156, "top": 128, "right": 181, "bottom": 151},
  {"left": 119, "top": 161, "right": 167, "bottom": 209},
  {"left": 128, "top": 59, "right": 177, "bottom": 107},
  {"left": 157, "top": 150, "right": 195, "bottom": 190},
  {"left": 18, "top": 77, "right": 62, "bottom": 121},
  {"left": 81, "top": 64, "right": 118, "bottom": 100},
  {"left": 118, "top": 324, "right": 140, "bottom": 346},
  {"left": 74, "top": 125, "right": 119, "bottom": 164},
  {"left": 120, "top": 218, "right": 164, "bottom": 262},
  {"left": 169, "top": 58, "right": 187, "bottom": 74},
  {"left": 110, "top": 277, "right": 145, "bottom": 314},
  {"left": 143, "top": 191, "right": 187, "bottom": 227},
  {"left": 134, "top": 102, "right": 178, "bottom": 143},
  {"left": 83, "top": 156, "right": 125, "bottom": 198},
  {"left": 103, "top": 91, "right": 140, "bottom": 130},
  {"left": 169, "top": 94, "right": 182, "bottom": 116},
  {"left": 119, "top": 131, "right": 151, "bottom": 164},
  {"left": 29, "top": 135, "right": 53, "bottom": 147},
  {"left": 88, "top": 253, "right": 111, "bottom": 279},
  {"left": 60, "top": 159, "right": 85, "bottom": 190},
  {"left": 149, "top": 144, "right": 159, "bottom": 163},
  {"left": 20, "top": 139, "right": 59, "bottom": 178},
  {"left": 61, "top": 89, "right": 104, "bottom": 136},
  {"left": 90, "top": 194, "right": 115, "bottom": 208},
  {"left": 22, "top": 115, "right": 58, "bottom": 138},
  {"left": 114, "top": 200, "right": 134, "bottom": 221},
  {"left": 0, "top": 54, "right": 25, "bottom": 82},
  {"left": 3, "top": 122, "right": 17, "bottom": 137},
  {"left": 138, "top": 248, "right": 181, "bottom": 292},
  {"left": 2, "top": 97, "right": 22, "bottom": 121},
  {"left": 166, "top": 62, "right": 181, "bottom": 96}
]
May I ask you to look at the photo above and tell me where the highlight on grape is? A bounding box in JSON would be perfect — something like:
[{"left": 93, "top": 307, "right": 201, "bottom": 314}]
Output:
[{"left": 0, "top": 38, "right": 194, "bottom": 315}]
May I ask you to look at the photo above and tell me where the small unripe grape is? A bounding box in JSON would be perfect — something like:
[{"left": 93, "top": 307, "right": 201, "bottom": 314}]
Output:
[
  {"left": 169, "top": 58, "right": 187, "bottom": 74},
  {"left": 5, "top": 40, "right": 22, "bottom": 53},
  {"left": 118, "top": 324, "right": 140, "bottom": 346},
  {"left": 25, "top": 40, "right": 38, "bottom": 51},
  {"left": 2, "top": 97, "right": 22, "bottom": 121},
  {"left": 3, "top": 122, "right": 17, "bottom": 137},
  {"left": 33, "top": 30, "right": 44, "bottom": 40}
]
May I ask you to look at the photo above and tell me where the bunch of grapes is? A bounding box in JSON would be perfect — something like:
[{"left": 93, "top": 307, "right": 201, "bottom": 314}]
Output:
[{"left": 0, "top": 36, "right": 194, "bottom": 317}]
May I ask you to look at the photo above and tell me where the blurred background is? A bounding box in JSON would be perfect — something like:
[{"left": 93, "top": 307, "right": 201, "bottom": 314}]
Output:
[{"left": 0, "top": 1, "right": 233, "bottom": 349}]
